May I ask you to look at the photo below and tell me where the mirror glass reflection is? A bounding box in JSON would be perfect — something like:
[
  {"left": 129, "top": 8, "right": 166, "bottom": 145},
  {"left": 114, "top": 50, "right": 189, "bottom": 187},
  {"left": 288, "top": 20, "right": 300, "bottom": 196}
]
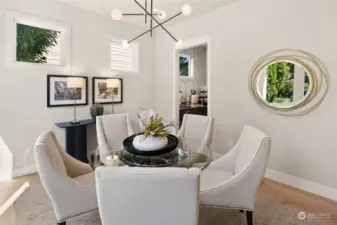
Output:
[{"left": 256, "top": 61, "right": 312, "bottom": 108}]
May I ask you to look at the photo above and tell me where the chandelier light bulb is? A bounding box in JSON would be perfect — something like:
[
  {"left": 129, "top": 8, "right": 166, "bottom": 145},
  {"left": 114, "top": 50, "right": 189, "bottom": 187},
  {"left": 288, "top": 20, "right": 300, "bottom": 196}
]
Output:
[
  {"left": 182, "top": 4, "right": 192, "bottom": 16},
  {"left": 175, "top": 40, "right": 183, "bottom": 48},
  {"left": 111, "top": 8, "right": 123, "bottom": 20},
  {"left": 122, "top": 40, "right": 130, "bottom": 48},
  {"left": 158, "top": 11, "right": 167, "bottom": 19},
  {"left": 153, "top": 8, "right": 159, "bottom": 13}
]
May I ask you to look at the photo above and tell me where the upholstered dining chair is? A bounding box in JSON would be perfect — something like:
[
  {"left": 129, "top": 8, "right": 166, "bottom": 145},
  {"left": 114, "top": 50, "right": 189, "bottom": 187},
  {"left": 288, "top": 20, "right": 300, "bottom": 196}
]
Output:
[
  {"left": 95, "top": 167, "right": 200, "bottom": 225},
  {"left": 177, "top": 114, "right": 214, "bottom": 155},
  {"left": 199, "top": 125, "right": 271, "bottom": 225},
  {"left": 34, "top": 131, "right": 97, "bottom": 225},
  {"left": 96, "top": 113, "right": 134, "bottom": 158}
]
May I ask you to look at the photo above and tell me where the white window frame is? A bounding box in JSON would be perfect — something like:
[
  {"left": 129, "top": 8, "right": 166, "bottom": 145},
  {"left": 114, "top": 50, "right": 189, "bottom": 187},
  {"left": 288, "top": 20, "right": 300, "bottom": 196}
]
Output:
[
  {"left": 110, "top": 37, "right": 139, "bottom": 74},
  {"left": 5, "top": 11, "right": 71, "bottom": 68},
  {"left": 179, "top": 54, "right": 194, "bottom": 79}
]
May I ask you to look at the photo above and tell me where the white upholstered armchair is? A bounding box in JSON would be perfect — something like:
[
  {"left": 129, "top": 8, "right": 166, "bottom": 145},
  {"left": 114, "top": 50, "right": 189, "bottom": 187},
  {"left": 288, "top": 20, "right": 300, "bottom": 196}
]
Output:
[
  {"left": 96, "top": 113, "right": 134, "bottom": 158},
  {"left": 34, "top": 131, "right": 97, "bottom": 225},
  {"left": 177, "top": 114, "right": 214, "bottom": 155},
  {"left": 95, "top": 167, "right": 200, "bottom": 225},
  {"left": 199, "top": 125, "right": 271, "bottom": 225}
]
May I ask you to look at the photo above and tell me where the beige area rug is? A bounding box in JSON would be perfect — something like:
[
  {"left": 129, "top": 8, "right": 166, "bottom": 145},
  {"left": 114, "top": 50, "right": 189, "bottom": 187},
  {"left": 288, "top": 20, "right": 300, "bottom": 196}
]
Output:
[{"left": 15, "top": 184, "right": 332, "bottom": 225}]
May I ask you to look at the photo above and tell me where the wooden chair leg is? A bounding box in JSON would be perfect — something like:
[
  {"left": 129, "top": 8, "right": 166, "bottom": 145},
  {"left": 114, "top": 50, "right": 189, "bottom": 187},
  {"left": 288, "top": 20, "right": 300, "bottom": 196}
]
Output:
[
  {"left": 246, "top": 211, "right": 253, "bottom": 225},
  {"left": 57, "top": 222, "right": 66, "bottom": 225}
]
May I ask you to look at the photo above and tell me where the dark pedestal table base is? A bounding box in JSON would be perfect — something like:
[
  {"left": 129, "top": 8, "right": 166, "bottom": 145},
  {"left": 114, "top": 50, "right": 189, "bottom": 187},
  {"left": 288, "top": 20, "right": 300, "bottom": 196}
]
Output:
[
  {"left": 65, "top": 126, "right": 88, "bottom": 163},
  {"left": 55, "top": 119, "right": 96, "bottom": 163}
]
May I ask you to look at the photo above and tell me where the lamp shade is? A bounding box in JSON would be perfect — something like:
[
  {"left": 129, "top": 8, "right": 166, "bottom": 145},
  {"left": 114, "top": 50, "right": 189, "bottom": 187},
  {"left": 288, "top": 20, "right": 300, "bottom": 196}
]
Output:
[
  {"left": 67, "top": 77, "right": 84, "bottom": 88},
  {"left": 106, "top": 79, "right": 119, "bottom": 88},
  {"left": 182, "top": 4, "right": 192, "bottom": 16},
  {"left": 158, "top": 11, "right": 167, "bottom": 19},
  {"left": 122, "top": 40, "right": 130, "bottom": 48},
  {"left": 111, "top": 8, "right": 123, "bottom": 20},
  {"left": 176, "top": 40, "right": 183, "bottom": 48}
]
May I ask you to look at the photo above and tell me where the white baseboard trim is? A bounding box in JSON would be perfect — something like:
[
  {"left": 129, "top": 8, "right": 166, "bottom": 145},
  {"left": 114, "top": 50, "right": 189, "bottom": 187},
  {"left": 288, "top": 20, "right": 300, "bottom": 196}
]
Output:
[
  {"left": 12, "top": 164, "right": 37, "bottom": 179},
  {"left": 265, "top": 169, "right": 337, "bottom": 202}
]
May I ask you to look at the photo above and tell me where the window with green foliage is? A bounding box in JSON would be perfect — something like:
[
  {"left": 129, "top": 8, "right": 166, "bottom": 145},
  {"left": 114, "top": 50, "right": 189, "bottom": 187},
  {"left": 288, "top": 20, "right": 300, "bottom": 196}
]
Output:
[
  {"left": 179, "top": 56, "right": 191, "bottom": 77},
  {"left": 16, "top": 23, "right": 61, "bottom": 65}
]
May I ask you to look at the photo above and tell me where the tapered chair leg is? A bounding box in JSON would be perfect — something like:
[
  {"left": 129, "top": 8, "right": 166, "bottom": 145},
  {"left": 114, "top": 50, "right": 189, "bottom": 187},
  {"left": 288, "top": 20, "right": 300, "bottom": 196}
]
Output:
[
  {"left": 246, "top": 211, "right": 253, "bottom": 225},
  {"left": 57, "top": 222, "right": 66, "bottom": 225}
]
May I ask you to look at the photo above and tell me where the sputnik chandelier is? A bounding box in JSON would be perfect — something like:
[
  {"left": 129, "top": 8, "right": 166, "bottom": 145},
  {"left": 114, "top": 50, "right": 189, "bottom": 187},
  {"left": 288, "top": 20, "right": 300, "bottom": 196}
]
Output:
[{"left": 111, "top": 0, "right": 192, "bottom": 48}]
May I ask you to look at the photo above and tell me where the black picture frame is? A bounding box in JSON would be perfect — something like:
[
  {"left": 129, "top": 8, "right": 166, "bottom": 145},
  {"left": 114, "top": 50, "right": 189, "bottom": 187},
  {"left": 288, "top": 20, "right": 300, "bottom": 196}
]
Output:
[
  {"left": 47, "top": 74, "right": 88, "bottom": 107},
  {"left": 92, "top": 77, "right": 123, "bottom": 105}
]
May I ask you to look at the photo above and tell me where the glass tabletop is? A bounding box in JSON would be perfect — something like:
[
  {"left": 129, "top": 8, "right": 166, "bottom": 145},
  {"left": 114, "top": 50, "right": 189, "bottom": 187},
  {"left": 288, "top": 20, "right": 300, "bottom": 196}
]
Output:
[{"left": 94, "top": 148, "right": 212, "bottom": 170}]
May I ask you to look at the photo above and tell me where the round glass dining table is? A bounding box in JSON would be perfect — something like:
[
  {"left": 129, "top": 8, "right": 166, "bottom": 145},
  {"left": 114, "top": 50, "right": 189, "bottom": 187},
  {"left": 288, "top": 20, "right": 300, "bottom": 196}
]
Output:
[{"left": 94, "top": 148, "right": 212, "bottom": 170}]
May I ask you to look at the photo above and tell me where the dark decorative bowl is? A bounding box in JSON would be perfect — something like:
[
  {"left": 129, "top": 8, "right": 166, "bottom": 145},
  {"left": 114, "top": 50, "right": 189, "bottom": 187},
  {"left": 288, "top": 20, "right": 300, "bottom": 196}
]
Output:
[{"left": 123, "top": 134, "right": 179, "bottom": 156}]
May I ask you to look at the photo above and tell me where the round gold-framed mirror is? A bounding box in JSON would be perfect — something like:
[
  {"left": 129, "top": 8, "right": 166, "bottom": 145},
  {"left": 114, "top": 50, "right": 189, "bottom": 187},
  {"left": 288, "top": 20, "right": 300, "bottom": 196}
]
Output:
[{"left": 249, "top": 49, "right": 329, "bottom": 116}]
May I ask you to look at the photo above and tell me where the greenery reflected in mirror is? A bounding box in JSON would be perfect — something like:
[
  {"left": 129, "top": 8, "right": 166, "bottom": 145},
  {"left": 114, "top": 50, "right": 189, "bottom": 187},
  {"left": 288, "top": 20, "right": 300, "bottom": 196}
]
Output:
[
  {"left": 257, "top": 61, "right": 311, "bottom": 108},
  {"left": 266, "top": 62, "right": 294, "bottom": 103}
]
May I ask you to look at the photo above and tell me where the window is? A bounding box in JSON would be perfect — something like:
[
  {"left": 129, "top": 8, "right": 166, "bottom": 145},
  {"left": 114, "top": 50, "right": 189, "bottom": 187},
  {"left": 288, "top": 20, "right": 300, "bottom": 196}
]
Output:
[
  {"left": 110, "top": 39, "right": 139, "bottom": 72},
  {"left": 179, "top": 55, "right": 193, "bottom": 77},
  {"left": 16, "top": 23, "right": 61, "bottom": 65},
  {"left": 6, "top": 11, "right": 70, "bottom": 66}
]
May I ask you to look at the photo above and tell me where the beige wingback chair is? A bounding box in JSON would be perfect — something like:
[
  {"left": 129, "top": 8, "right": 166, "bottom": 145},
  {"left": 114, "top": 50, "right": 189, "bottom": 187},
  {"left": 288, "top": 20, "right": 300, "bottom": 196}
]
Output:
[
  {"left": 199, "top": 125, "right": 271, "bottom": 225},
  {"left": 177, "top": 114, "right": 214, "bottom": 155},
  {"left": 95, "top": 167, "right": 200, "bottom": 225},
  {"left": 96, "top": 113, "right": 134, "bottom": 158},
  {"left": 34, "top": 131, "right": 97, "bottom": 225}
]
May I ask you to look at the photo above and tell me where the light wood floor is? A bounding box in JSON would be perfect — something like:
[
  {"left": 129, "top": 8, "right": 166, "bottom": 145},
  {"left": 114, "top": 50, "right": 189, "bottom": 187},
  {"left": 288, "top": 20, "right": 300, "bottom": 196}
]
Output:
[
  {"left": 0, "top": 174, "right": 40, "bottom": 207},
  {"left": 258, "top": 179, "right": 337, "bottom": 224},
  {"left": 1, "top": 174, "right": 337, "bottom": 224}
]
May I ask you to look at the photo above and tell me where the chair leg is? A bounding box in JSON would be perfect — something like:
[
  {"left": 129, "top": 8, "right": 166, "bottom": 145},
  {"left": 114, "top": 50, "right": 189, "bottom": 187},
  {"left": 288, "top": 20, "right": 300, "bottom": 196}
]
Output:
[
  {"left": 246, "top": 211, "right": 253, "bottom": 225},
  {"left": 57, "top": 222, "right": 66, "bottom": 225}
]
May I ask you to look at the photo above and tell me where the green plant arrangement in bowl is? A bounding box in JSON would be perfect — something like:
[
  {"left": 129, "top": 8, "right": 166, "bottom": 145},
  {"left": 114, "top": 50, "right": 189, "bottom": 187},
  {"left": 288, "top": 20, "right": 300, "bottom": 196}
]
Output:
[{"left": 132, "top": 109, "right": 175, "bottom": 152}]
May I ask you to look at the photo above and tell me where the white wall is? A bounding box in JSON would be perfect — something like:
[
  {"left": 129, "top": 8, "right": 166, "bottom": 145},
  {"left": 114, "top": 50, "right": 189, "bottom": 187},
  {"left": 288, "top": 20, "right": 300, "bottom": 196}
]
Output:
[
  {"left": 0, "top": 137, "right": 13, "bottom": 181},
  {"left": 0, "top": 0, "right": 154, "bottom": 170},
  {"left": 154, "top": 0, "right": 337, "bottom": 191}
]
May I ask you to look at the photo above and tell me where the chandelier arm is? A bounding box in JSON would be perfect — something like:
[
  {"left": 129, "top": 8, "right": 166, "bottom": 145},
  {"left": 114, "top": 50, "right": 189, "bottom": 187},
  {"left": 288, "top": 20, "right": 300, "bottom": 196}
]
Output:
[
  {"left": 122, "top": 13, "right": 159, "bottom": 16},
  {"left": 150, "top": 0, "right": 153, "bottom": 36},
  {"left": 128, "top": 12, "right": 182, "bottom": 44},
  {"left": 134, "top": 0, "right": 178, "bottom": 42},
  {"left": 145, "top": 0, "right": 147, "bottom": 24}
]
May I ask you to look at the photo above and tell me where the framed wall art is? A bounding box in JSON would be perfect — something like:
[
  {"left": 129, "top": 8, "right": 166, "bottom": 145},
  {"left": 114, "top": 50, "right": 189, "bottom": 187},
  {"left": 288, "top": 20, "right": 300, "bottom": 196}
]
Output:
[
  {"left": 92, "top": 77, "right": 123, "bottom": 105},
  {"left": 47, "top": 74, "right": 88, "bottom": 107}
]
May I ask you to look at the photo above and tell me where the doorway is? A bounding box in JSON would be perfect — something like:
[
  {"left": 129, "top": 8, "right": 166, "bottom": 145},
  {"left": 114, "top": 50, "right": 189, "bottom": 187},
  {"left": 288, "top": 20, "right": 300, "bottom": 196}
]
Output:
[{"left": 173, "top": 36, "right": 211, "bottom": 127}]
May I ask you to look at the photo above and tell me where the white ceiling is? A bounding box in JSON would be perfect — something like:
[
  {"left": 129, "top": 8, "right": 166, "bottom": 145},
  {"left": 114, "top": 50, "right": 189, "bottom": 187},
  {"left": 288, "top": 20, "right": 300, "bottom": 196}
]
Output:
[{"left": 53, "top": 0, "right": 235, "bottom": 26}]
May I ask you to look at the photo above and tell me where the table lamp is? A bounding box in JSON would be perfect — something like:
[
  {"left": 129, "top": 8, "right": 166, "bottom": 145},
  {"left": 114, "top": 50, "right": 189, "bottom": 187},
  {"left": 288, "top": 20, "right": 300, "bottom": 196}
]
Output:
[
  {"left": 106, "top": 79, "right": 118, "bottom": 114},
  {"left": 67, "top": 77, "right": 84, "bottom": 124}
]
